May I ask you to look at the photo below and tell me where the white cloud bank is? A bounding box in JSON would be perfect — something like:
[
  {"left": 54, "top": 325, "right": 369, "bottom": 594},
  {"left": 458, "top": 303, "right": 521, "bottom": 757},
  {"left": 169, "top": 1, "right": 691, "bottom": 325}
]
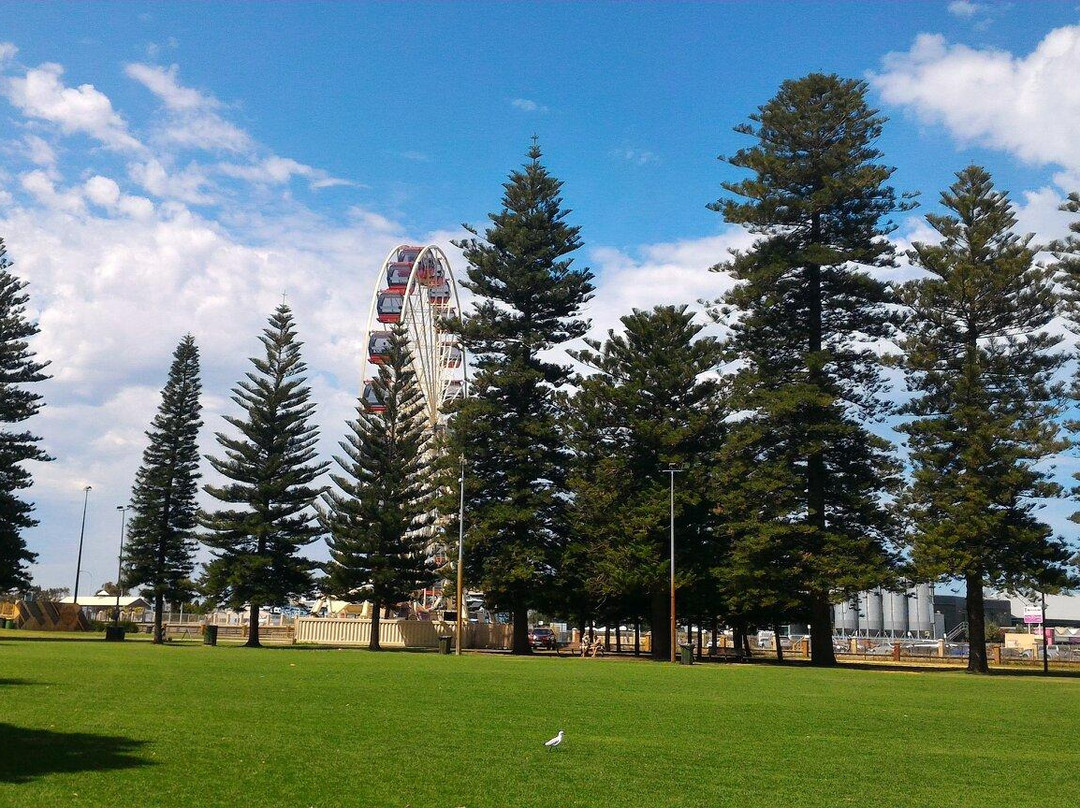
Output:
[
  {"left": 872, "top": 25, "right": 1080, "bottom": 172},
  {"left": 2, "top": 62, "right": 144, "bottom": 152}
]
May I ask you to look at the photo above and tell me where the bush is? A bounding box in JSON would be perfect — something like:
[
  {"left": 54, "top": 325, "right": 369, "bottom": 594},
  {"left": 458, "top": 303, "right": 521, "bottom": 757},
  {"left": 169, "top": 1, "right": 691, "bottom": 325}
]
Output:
[{"left": 89, "top": 619, "right": 141, "bottom": 634}]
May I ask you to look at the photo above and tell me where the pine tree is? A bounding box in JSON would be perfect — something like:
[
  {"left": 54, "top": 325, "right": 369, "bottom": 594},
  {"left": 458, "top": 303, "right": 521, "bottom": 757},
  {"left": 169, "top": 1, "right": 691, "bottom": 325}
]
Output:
[
  {"left": 448, "top": 142, "right": 594, "bottom": 654},
  {"left": 322, "top": 324, "right": 437, "bottom": 650},
  {"left": 199, "top": 304, "right": 328, "bottom": 647},
  {"left": 566, "top": 305, "right": 727, "bottom": 660},
  {"left": 123, "top": 334, "right": 202, "bottom": 643},
  {"left": 899, "top": 166, "right": 1073, "bottom": 674},
  {"left": 1049, "top": 192, "right": 1080, "bottom": 531},
  {"left": 710, "top": 74, "right": 909, "bottom": 665},
  {"left": 0, "top": 236, "right": 51, "bottom": 593}
]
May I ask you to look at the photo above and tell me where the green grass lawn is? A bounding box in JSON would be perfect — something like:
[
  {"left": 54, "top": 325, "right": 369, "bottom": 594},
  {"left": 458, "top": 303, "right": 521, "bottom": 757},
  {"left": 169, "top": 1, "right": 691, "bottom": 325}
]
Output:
[{"left": 2, "top": 631, "right": 1078, "bottom": 807}]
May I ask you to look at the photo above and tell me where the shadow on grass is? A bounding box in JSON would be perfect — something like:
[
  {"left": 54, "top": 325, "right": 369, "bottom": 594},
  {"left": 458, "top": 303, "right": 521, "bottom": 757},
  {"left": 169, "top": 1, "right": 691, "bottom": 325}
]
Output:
[
  {"left": 0, "top": 635, "right": 104, "bottom": 643},
  {"left": 0, "top": 678, "right": 38, "bottom": 688},
  {"left": 830, "top": 660, "right": 1080, "bottom": 679},
  {"left": 0, "top": 724, "right": 150, "bottom": 784}
]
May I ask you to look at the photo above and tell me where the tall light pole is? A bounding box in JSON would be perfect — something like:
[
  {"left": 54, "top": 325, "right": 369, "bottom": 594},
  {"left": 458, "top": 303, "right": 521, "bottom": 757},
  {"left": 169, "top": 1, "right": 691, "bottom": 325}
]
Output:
[
  {"left": 73, "top": 485, "right": 92, "bottom": 605},
  {"left": 455, "top": 457, "right": 466, "bottom": 656},
  {"left": 663, "top": 468, "right": 683, "bottom": 662},
  {"left": 113, "top": 505, "right": 128, "bottom": 627},
  {"left": 1042, "top": 590, "right": 1049, "bottom": 675}
]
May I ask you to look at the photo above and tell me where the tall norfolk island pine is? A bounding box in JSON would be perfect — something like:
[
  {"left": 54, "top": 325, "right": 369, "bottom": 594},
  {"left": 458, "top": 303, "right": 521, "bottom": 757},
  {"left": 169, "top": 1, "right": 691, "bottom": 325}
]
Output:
[
  {"left": 899, "top": 166, "right": 1073, "bottom": 674},
  {"left": 712, "top": 74, "right": 909, "bottom": 666},
  {"left": 322, "top": 324, "right": 437, "bottom": 651},
  {"left": 566, "top": 305, "right": 727, "bottom": 660},
  {"left": 200, "top": 305, "right": 328, "bottom": 647},
  {"left": 123, "top": 335, "right": 203, "bottom": 643},
  {"left": 0, "top": 236, "right": 51, "bottom": 592},
  {"left": 450, "top": 143, "right": 594, "bottom": 655}
]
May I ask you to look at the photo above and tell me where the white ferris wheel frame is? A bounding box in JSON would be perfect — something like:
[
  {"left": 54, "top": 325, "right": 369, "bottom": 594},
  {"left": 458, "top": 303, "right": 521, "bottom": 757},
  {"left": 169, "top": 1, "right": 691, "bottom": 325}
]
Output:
[{"left": 360, "top": 244, "right": 468, "bottom": 427}]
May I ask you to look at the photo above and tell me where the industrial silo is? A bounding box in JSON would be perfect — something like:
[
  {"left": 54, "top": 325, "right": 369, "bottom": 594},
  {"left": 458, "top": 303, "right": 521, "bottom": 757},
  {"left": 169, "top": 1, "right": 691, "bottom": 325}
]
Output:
[
  {"left": 909, "top": 583, "right": 933, "bottom": 636},
  {"left": 834, "top": 598, "right": 858, "bottom": 634},
  {"left": 866, "top": 589, "right": 884, "bottom": 635},
  {"left": 882, "top": 590, "right": 909, "bottom": 636}
]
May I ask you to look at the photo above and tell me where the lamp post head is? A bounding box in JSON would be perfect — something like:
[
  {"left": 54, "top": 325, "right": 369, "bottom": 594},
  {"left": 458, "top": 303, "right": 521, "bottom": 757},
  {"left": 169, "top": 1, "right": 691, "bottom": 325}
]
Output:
[{"left": 84, "top": 485, "right": 92, "bottom": 492}]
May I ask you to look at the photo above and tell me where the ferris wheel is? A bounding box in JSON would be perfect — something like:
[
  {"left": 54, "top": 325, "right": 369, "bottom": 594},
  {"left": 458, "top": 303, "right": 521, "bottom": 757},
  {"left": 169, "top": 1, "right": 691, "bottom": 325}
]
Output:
[{"left": 360, "top": 244, "right": 467, "bottom": 427}]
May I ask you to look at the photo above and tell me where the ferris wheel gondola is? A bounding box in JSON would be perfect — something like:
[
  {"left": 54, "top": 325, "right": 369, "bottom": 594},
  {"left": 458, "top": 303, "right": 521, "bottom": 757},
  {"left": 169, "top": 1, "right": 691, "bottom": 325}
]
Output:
[{"left": 360, "top": 244, "right": 467, "bottom": 429}]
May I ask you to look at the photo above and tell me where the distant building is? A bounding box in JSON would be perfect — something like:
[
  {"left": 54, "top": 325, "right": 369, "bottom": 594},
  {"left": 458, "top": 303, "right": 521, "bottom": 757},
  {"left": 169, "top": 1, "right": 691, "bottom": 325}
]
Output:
[{"left": 932, "top": 594, "right": 1012, "bottom": 636}]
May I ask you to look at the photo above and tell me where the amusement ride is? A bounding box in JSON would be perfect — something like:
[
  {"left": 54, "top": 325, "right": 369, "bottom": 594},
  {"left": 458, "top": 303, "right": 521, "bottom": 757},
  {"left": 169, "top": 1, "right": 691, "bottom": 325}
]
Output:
[{"left": 359, "top": 244, "right": 468, "bottom": 618}]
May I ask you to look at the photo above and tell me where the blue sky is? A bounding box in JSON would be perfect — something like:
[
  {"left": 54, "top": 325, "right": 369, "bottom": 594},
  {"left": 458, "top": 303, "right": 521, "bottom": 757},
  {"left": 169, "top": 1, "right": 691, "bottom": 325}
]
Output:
[{"left": 3, "top": 2, "right": 1080, "bottom": 589}]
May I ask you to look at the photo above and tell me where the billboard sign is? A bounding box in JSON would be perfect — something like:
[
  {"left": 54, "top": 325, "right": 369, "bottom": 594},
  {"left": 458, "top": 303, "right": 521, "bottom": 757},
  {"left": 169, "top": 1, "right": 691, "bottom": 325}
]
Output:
[{"left": 1024, "top": 606, "right": 1042, "bottom": 624}]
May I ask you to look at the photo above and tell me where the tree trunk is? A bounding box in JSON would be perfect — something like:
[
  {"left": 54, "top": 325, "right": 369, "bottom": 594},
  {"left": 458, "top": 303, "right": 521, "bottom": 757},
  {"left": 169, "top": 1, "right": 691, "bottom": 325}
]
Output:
[
  {"left": 634, "top": 619, "right": 640, "bottom": 656},
  {"left": 774, "top": 622, "right": 784, "bottom": 663},
  {"left": 804, "top": 251, "right": 837, "bottom": 668},
  {"left": 966, "top": 572, "right": 989, "bottom": 674},
  {"left": 245, "top": 602, "right": 261, "bottom": 648},
  {"left": 651, "top": 589, "right": 670, "bottom": 661},
  {"left": 742, "top": 629, "right": 752, "bottom": 659},
  {"left": 809, "top": 592, "right": 835, "bottom": 666},
  {"left": 369, "top": 600, "right": 381, "bottom": 651},
  {"left": 732, "top": 622, "right": 745, "bottom": 661},
  {"left": 615, "top": 624, "right": 622, "bottom": 653},
  {"left": 511, "top": 602, "right": 530, "bottom": 655},
  {"left": 153, "top": 592, "right": 164, "bottom": 644}
]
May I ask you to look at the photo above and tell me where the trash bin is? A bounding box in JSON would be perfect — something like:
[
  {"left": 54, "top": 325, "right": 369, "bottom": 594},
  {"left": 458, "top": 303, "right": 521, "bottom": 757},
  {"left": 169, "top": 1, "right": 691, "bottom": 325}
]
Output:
[
  {"left": 4, "top": 619, "right": 15, "bottom": 629},
  {"left": 203, "top": 624, "right": 218, "bottom": 646},
  {"left": 104, "top": 625, "right": 126, "bottom": 642},
  {"left": 438, "top": 635, "right": 452, "bottom": 655},
  {"left": 679, "top": 643, "right": 694, "bottom": 665}
]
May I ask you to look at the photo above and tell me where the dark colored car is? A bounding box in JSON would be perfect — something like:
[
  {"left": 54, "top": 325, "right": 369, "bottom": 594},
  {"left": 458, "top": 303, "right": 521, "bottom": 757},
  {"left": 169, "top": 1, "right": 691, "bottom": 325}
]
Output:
[{"left": 528, "top": 626, "right": 557, "bottom": 650}]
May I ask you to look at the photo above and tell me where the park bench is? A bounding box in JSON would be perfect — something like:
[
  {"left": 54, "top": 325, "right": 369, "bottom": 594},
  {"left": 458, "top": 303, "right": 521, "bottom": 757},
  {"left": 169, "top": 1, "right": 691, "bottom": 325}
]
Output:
[{"left": 557, "top": 638, "right": 606, "bottom": 657}]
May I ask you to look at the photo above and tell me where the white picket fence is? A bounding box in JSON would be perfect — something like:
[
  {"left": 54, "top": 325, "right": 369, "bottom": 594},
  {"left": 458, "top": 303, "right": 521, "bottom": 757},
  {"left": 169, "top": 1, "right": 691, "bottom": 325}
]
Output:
[{"left": 294, "top": 617, "right": 512, "bottom": 649}]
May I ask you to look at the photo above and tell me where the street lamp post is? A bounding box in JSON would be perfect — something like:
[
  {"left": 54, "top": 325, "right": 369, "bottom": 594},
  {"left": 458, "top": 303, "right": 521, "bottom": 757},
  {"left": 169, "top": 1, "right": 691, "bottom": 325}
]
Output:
[
  {"left": 663, "top": 468, "right": 683, "bottom": 663},
  {"left": 113, "top": 505, "right": 128, "bottom": 627},
  {"left": 73, "top": 485, "right": 92, "bottom": 605},
  {"left": 455, "top": 457, "right": 466, "bottom": 656},
  {"left": 1042, "top": 590, "right": 1049, "bottom": 675}
]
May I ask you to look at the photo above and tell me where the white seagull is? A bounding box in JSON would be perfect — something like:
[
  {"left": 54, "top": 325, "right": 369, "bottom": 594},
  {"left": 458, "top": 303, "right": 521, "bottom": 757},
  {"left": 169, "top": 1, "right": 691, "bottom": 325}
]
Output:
[{"left": 544, "top": 730, "right": 564, "bottom": 751}]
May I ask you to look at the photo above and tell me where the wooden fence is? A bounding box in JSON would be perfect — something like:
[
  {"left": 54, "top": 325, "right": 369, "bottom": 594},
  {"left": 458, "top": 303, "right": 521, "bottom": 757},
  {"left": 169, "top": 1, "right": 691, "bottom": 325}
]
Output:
[{"left": 294, "top": 617, "right": 512, "bottom": 649}]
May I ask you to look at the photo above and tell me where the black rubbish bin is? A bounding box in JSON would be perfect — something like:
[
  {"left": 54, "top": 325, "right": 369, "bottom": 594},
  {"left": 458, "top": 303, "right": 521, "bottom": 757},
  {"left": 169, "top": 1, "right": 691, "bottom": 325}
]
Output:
[
  {"left": 104, "top": 625, "right": 126, "bottom": 642},
  {"left": 438, "top": 635, "right": 452, "bottom": 655},
  {"left": 679, "top": 643, "right": 694, "bottom": 665},
  {"left": 203, "top": 624, "right": 218, "bottom": 646}
]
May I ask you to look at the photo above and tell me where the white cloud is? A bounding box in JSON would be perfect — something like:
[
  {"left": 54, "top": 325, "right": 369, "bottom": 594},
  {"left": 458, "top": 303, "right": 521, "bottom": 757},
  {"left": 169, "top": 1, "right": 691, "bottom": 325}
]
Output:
[
  {"left": 129, "top": 158, "right": 216, "bottom": 204},
  {"left": 1, "top": 62, "right": 143, "bottom": 151},
  {"left": 511, "top": 98, "right": 548, "bottom": 113},
  {"left": 83, "top": 175, "right": 120, "bottom": 208},
  {"left": 582, "top": 230, "right": 755, "bottom": 342},
  {"left": 217, "top": 156, "right": 352, "bottom": 189},
  {"left": 0, "top": 41, "right": 17, "bottom": 64},
  {"left": 611, "top": 147, "right": 658, "bottom": 166},
  {"left": 23, "top": 134, "right": 57, "bottom": 169},
  {"left": 125, "top": 62, "right": 252, "bottom": 152},
  {"left": 125, "top": 63, "right": 211, "bottom": 113},
  {"left": 19, "top": 169, "right": 85, "bottom": 214},
  {"left": 871, "top": 27, "right": 1080, "bottom": 170},
  {"left": 947, "top": 1, "right": 983, "bottom": 18}
]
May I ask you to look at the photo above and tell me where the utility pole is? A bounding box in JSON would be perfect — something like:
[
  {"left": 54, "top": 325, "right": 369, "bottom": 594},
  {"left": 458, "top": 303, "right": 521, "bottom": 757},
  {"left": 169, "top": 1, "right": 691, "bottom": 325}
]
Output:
[
  {"left": 73, "top": 485, "right": 92, "bottom": 605},
  {"left": 455, "top": 457, "right": 466, "bottom": 656},
  {"left": 663, "top": 468, "right": 683, "bottom": 663},
  {"left": 113, "top": 505, "right": 128, "bottom": 627},
  {"left": 1042, "top": 590, "right": 1049, "bottom": 675}
]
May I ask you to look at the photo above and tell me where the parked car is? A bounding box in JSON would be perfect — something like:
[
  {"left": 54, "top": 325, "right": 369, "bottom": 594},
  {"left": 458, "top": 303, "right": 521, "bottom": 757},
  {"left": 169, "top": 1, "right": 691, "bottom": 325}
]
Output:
[{"left": 528, "top": 626, "right": 557, "bottom": 650}]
